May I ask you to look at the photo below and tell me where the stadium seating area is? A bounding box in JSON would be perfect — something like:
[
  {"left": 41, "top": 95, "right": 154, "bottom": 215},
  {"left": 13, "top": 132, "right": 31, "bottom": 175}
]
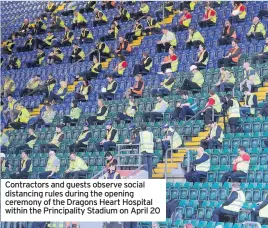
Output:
[{"left": 1, "top": 0, "right": 268, "bottom": 227}]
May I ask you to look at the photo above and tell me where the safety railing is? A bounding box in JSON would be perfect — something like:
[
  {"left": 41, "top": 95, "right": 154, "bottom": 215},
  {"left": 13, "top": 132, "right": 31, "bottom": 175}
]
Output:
[{"left": 116, "top": 143, "right": 141, "bottom": 166}]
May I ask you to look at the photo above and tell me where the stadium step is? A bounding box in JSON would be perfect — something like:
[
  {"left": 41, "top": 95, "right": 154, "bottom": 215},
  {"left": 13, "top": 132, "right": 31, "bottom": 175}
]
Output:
[
  {"left": 154, "top": 168, "right": 172, "bottom": 173},
  {"left": 152, "top": 173, "right": 164, "bottom": 179},
  {"left": 159, "top": 15, "right": 174, "bottom": 25},
  {"left": 30, "top": 104, "right": 43, "bottom": 117},
  {"left": 254, "top": 91, "right": 267, "bottom": 101},
  {"left": 101, "top": 58, "right": 113, "bottom": 69},
  {"left": 164, "top": 157, "right": 184, "bottom": 162},
  {"left": 157, "top": 162, "right": 178, "bottom": 169}
]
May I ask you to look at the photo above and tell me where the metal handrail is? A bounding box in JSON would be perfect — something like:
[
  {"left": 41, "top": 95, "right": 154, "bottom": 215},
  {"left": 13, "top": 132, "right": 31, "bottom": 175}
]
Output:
[{"left": 126, "top": 164, "right": 145, "bottom": 178}]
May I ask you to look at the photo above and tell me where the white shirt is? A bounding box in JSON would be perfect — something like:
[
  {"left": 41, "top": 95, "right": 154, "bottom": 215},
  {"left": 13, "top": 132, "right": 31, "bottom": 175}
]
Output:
[{"left": 161, "top": 31, "right": 175, "bottom": 43}]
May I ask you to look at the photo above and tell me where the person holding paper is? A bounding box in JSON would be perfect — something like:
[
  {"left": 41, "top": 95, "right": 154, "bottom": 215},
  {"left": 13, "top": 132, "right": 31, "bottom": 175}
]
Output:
[{"left": 65, "top": 152, "right": 88, "bottom": 179}]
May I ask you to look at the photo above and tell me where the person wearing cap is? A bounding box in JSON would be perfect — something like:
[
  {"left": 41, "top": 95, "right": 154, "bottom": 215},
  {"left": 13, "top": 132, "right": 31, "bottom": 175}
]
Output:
[
  {"left": 69, "top": 123, "right": 92, "bottom": 152},
  {"left": 0, "top": 153, "right": 11, "bottom": 173},
  {"left": 78, "top": 26, "right": 94, "bottom": 44},
  {"left": 20, "top": 75, "right": 42, "bottom": 97},
  {"left": 6, "top": 54, "right": 21, "bottom": 70},
  {"left": 250, "top": 193, "right": 268, "bottom": 222},
  {"left": 212, "top": 182, "right": 245, "bottom": 222},
  {"left": 95, "top": 121, "right": 118, "bottom": 152},
  {"left": 111, "top": 55, "right": 128, "bottom": 78},
  {"left": 240, "top": 88, "right": 258, "bottom": 117},
  {"left": 240, "top": 62, "right": 261, "bottom": 92},
  {"left": 10, "top": 151, "right": 32, "bottom": 179},
  {"left": 224, "top": 94, "right": 240, "bottom": 133},
  {"left": 57, "top": 26, "right": 74, "bottom": 47},
  {"left": 133, "top": 52, "right": 153, "bottom": 76},
  {"left": 3, "top": 95, "right": 19, "bottom": 124},
  {"left": 143, "top": 15, "right": 161, "bottom": 36},
  {"left": 39, "top": 150, "right": 60, "bottom": 179},
  {"left": 157, "top": 28, "right": 177, "bottom": 53},
  {"left": 143, "top": 96, "right": 169, "bottom": 122},
  {"left": 72, "top": 10, "right": 87, "bottom": 30},
  {"left": 10, "top": 104, "right": 30, "bottom": 129},
  {"left": 186, "top": 28, "right": 204, "bottom": 49},
  {"left": 172, "top": 90, "right": 197, "bottom": 120},
  {"left": 26, "top": 48, "right": 46, "bottom": 68},
  {"left": 202, "top": 90, "right": 222, "bottom": 125},
  {"left": 40, "top": 125, "right": 64, "bottom": 153},
  {"left": 103, "top": 162, "right": 121, "bottom": 179},
  {"left": 124, "top": 124, "right": 140, "bottom": 146},
  {"left": 215, "top": 67, "right": 236, "bottom": 92},
  {"left": 98, "top": 75, "right": 118, "bottom": 100},
  {"left": 15, "top": 127, "right": 37, "bottom": 154},
  {"left": 184, "top": 147, "right": 210, "bottom": 182},
  {"left": 47, "top": 46, "right": 64, "bottom": 64},
  {"left": 135, "top": 124, "right": 154, "bottom": 179},
  {"left": 48, "top": 81, "right": 67, "bottom": 103},
  {"left": 65, "top": 152, "right": 88, "bottom": 179},
  {"left": 192, "top": 44, "right": 209, "bottom": 70},
  {"left": 200, "top": 121, "right": 224, "bottom": 149},
  {"left": 160, "top": 47, "right": 178, "bottom": 73},
  {"left": 159, "top": 124, "right": 182, "bottom": 159},
  {"left": 180, "top": 65, "right": 204, "bottom": 91},
  {"left": 1, "top": 76, "right": 15, "bottom": 98},
  {"left": 87, "top": 99, "right": 108, "bottom": 125},
  {"left": 75, "top": 79, "right": 92, "bottom": 101},
  {"left": 63, "top": 100, "right": 82, "bottom": 126},
  {"left": 69, "top": 43, "right": 85, "bottom": 63},
  {"left": 89, "top": 41, "right": 110, "bottom": 62},
  {"left": 220, "top": 146, "right": 250, "bottom": 183},
  {"left": 16, "top": 34, "right": 34, "bottom": 52},
  {"left": 152, "top": 69, "right": 175, "bottom": 97},
  {"left": 115, "top": 97, "right": 137, "bottom": 124},
  {"left": 0, "top": 130, "right": 10, "bottom": 153},
  {"left": 32, "top": 104, "right": 56, "bottom": 128}
]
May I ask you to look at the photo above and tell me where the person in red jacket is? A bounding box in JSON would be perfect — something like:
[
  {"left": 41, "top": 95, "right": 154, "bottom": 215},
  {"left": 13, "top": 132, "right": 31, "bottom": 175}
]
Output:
[{"left": 198, "top": 4, "right": 217, "bottom": 28}]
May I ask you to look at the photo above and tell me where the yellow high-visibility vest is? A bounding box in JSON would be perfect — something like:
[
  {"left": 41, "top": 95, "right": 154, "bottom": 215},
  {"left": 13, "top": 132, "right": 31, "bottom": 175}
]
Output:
[
  {"left": 0, "top": 132, "right": 10, "bottom": 147},
  {"left": 107, "top": 81, "right": 117, "bottom": 94},
  {"left": 139, "top": 131, "right": 154, "bottom": 153},
  {"left": 221, "top": 71, "right": 235, "bottom": 84},
  {"left": 21, "top": 158, "right": 32, "bottom": 172},
  {"left": 106, "top": 128, "right": 118, "bottom": 143},
  {"left": 26, "top": 133, "right": 37, "bottom": 149},
  {"left": 96, "top": 106, "right": 108, "bottom": 121},
  {"left": 167, "top": 127, "right": 182, "bottom": 148},
  {"left": 117, "top": 61, "right": 126, "bottom": 75},
  {"left": 195, "top": 152, "right": 210, "bottom": 172},
  {"left": 77, "top": 130, "right": 90, "bottom": 145},
  {"left": 228, "top": 99, "right": 240, "bottom": 118},
  {"left": 224, "top": 190, "right": 245, "bottom": 212},
  {"left": 4, "top": 79, "right": 15, "bottom": 92},
  {"left": 1, "top": 160, "right": 7, "bottom": 172},
  {"left": 260, "top": 204, "right": 268, "bottom": 218},
  {"left": 198, "top": 50, "right": 208, "bottom": 65},
  {"left": 91, "top": 63, "right": 101, "bottom": 73},
  {"left": 79, "top": 85, "right": 90, "bottom": 100},
  {"left": 56, "top": 87, "right": 66, "bottom": 99},
  {"left": 49, "top": 132, "right": 64, "bottom": 147},
  {"left": 210, "top": 126, "right": 224, "bottom": 143},
  {"left": 125, "top": 101, "right": 137, "bottom": 117},
  {"left": 192, "top": 71, "right": 204, "bottom": 87},
  {"left": 140, "top": 4, "right": 149, "bottom": 14},
  {"left": 191, "top": 31, "right": 204, "bottom": 43},
  {"left": 144, "top": 57, "right": 152, "bottom": 71},
  {"left": 211, "top": 94, "right": 222, "bottom": 113},
  {"left": 73, "top": 12, "right": 87, "bottom": 24},
  {"left": 45, "top": 157, "right": 60, "bottom": 172},
  {"left": 14, "top": 108, "right": 30, "bottom": 124},
  {"left": 163, "top": 78, "right": 175, "bottom": 91},
  {"left": 69, "top": 156, "right": 88, "bottom": 171}
]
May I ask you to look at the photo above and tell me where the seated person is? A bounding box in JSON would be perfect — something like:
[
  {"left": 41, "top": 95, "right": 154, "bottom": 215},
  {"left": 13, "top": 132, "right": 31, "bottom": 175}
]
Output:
[
  {"left": 14, "top": 18, "right": 30, "bottom": 37},
  {"left": 72, "top": 10, "right": 87, "bottom": 30},
  {"left": 152, "top": 69, "right": 175, "bottom": 97},
  {"left": 200, "top": 121, "right": 224, "bottom": 149},
  {"left": 251, "top": 37, "right": 268, "bottom": 64},
  {"left": 32, "top": 104, "right": 56, "bottom": 128},
  {"left": 246, "top": 16, "right": 266, "bottom": 42},
  {"left": 95, "top": 121, "right": 118, "bottom": 152},
  {"left": 93, "top": 8, "right": 108, "bottom": 27},
  {"left": 47, "top": 46, "right": 64, "bottom": 65},
  {"left": 7, "top": 54, "right": 21, "bottom": 70},
  {"left": 111, "top": 55, "right": 127, "bottom": 78},
  {"left": 240, "top": 62, "right": 261, "bottom": 92},
  {"left": 125, "top": 74, "right": 144, "bottom": 99},
  {"left": 0, "top": 152, "right": 12, "bottom": 173},
  {"left": 103, "top": 162, "right": 121, "bottom": 179},
  {"left": 184, "top": 147, "right": 210, "bottom": 182},
  {"left": 20, "top": 75, "right": 42, "bottom": 97},
  {"left": 87, "top": 99, "right": 108, "bottom": 125},
  {"left": 115, "top": 96, "right": 137, "bottom": 124},
  {"left": 75, "top": 79, "right": 92, "bottom": 101},
  {"left": 172, "top": 8, "right": 192, "bottom": 32},
  {"left": 39, "top": 150, "right": 60, "bottom": 179},
  {"left": 215, "top": 67, "right": 236, "bottom": 92},
  {"left": 76, "top": 56, "right": 102, "bottom": 81},
  {"left": 186, "top": 28, "right": 204, "bottom": 49},
  {"left": 198, "top": 4, "right": 217, "bottom": 28},
  {"left": 50, "top": 15, "right": 65, "bottom": 31},
  {"left": 172, "top": 90, "right": 197, "bottom": 120},
  {"left": 157, "top": 28, "right": 177, "bottom": 53},
  {"left": 69, "top": 43, "right": 85, "bottom": 63},
  {"left": 250, "top": 194, "right": 268, "bottom": 222},
  {"left": 3, "top": 95, "right": 19, "bottom": 125},
  {"left": 10, "top": 151, "right": 32, "bottom": 179},
  {"left": 89, "top": 41, "right": 110, "bottom": 62},
  {"left": 100, "top": 22, "right": 119, "bottom": 41},
  {"left": 36, "top": 31, "right": 56, "bottom": 49},
  {"left": 0, "top": 131, "right": 9, "bottom": 153},
  {"left": 10, "top": 105, "right": 30, "bottom": 129},
  {"left": 132, "top": 52, "right": 152, "bottom": 75},
  {"left": 15, "top": 127, "right": 37, "bottom": 154},
  {"left": 78, "top": 26, "right": 93, "bottom": 44},
  {"left": 143, "top": 96, "right": 169, "bottom": 122},
  {"left": 57, "top": 27, "right": 74, "bottom": 47},
  {"left": 65, "top": 152, "right": 88, "bottom": 179},
  {"left": 125, "top": 20, "right": 143, "bottom": 42},
  {"left": 26, "top": 49, "right": 46, "bottom": 68},
  {"left": 98, "top": 75, "right": 118, "bottom": 100},
  {"left": 63, "top": 100, "right": 81, "bottom": 126},
  {"left": 115, "top": 36, "right": 132, "bottom": 56},
  {"left": 114, "top": 5, "right": 130, "bottom": 22},
  {"left": 69, "top": 122, "right": 92, "bottom": 152},
  {"left": 180, "top": 65, "right": 204, "bottom": 91},
  {"left": 160, "top": 47, "right": 178, "bottom": 73},
  {"left": 48, "top": 81, "right": 67, "bottom": 103},
  {"left": 2, "top": 37, "right": 15, "bottom": 54},
  {"left": 218, "top": 20, "right": 237, "bottom": 45},
  {"left": 143, "top": 15, "right": 161, "bottom": 36},
  {"left": 79, "top": 1, "right": 96, "bottom": 13},
  {"left": 240, "top": 88, "right": 258, "bottom": 117},
  {"left": 155, "top": 1, "right": 174, "bottom": 22},
  {"left": 32, "top": 17, "right": 47, "bottom": 35},
  {"left": 1, "top": 76, "right": 15, "bottom": 98},
  {"left": 16, "top": 34, "right": 34, "bottom": 52},
  {"left": 38, "top": 74, "right": 56, "bottom": 98},
  {"left": 130, "top": 2, "right": 149, "bottom": 20},
  {"left": 40, "top": 125, "right": 64, "bottom": 153},
  {"left": 228, "top": 2, "right": 246, "bottom": 24},
  {"left": 192, "top": 44, "right": 209, "bottom": 70}
]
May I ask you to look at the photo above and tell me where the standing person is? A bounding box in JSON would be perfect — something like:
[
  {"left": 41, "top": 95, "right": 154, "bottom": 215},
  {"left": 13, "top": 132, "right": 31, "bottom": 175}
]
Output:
[
  {"left": 160, "top": 47, "right": 178, "bottom": 73},
  {"left": 180, "top": 65, "right": 204, "bottom": 91},
  {"left": 246, "top": 16, "right": 266, "bottom": 42},
  {"left": 156, "top": 28, "right": 177, "bottom": 53},
  {"left": 115, "top": 96, "right": 137, "bottom": 124},
  {"left": 132, "top": 52, "right": 153, "bottom": 75},
  {"left": 31, "top": 104, "right": 56, "bottom": 128},
  {"left": 10, "top": 105, "right": 30, "bottom": 129},
  {"left": 136, "top": 124, "right": 154, "bottom": 179},
  {"left": 240, "top": 62, "right": 261, "bottom": 92},
  {"left": 87, "top": 99, "right": 108, "bottom": 126},
  {"left": 159, "top": 124, "right": 182, "bottom": 159},
  {"left": 40, "top": 125, "right": 64, "bottom": 153},
  {"left": 218, "top": 20, "right": 237, "bottom": 45},
  {"left": 65, "top": 153, "right": 88, "bottom": 179},
  {"left": 125, "top": 74, "right": 144, "bottom": 99},
  {"left": 74, "top": 79, "right": 92, "bottom": 101},
  {"left": 250, "top": 194, "right": 268, "bottom": 222},
  {"left": 103, "top": 162, "right": 121, "bottom": 179},
  {"left": 15, "top": 128, "right": 37, "bottom": 154},
  {"left": 251, "top": 37, "right": 268, "bottom": 64},
  {"left": 0, "top": 131, "right": 9, "bottom": 153},
  {"left": 228, "top": 2, "right": 247, "bottom": 24},
  {"left": 152, "top": 69, "right": 175, "bottom": 97},
  {"left": 184, "top": 147, "right": 210, "bottom": 183},
  {"left": 3, "top": 95, "right": 19, "bottom": 124},
  {"left": 200, "top": 121, "right": 224, "bottom": 149},
  {"left": 98, "top": 75, "right": 118, "bottom": 100},
  {"left": 69, "top": 123, "right": 92, "bottom": 152},
  {"left": 240, "top": 88, "right": 258, "bottom": 117},
  {"left": 143, "top": 96, "right": 169, "bottom": 122},
  {"left": 220, "top": 146, "right": 250, "bottom": 183},
  {"left": 172, "top": 8, "right": 192, "bottom": 32},
  {"left": 10, "top": 151, "right": 32, "bottom": 179},
  {"left": 212, "top": 182, "right": 245, "bottom": 222},
  {"left": 224, "top": 94, "right": 240, "bottom": 133},
  {"left": 217, "top": 39, "right": 242, "bottom": 68},
  {"left": 198, "top": 3, "right": 217, "bottom": 28},
  {"left": 95, "top": 121, "right": 118, "bottom": 152},
  {"left": 62, "top": 100, "right": 82, "bottom": 126},
  {"left": 192, "top": 44, "right": 209, "bottom": 70},
  {"left": 186, "top": 28, "right": 204, "bottom": 49},
  {"left": 215, "top": 67, "right": 236, "bottom": 92},
  {"left": 39, "top": 150, "right": 60, "bottom": 179}
]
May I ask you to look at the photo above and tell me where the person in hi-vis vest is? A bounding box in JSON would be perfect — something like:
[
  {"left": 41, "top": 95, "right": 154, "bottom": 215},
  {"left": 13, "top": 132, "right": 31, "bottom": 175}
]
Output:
[
  {"left": 184, "top": 147, "right": 210, "bottom": 183},
  {"left": 240, "top": 62, "right": 261, "bottom": 92},
  {"left": 159, "top": 124, "right": 182, "bottom": 159},
  {"left": 212, "top": 182, "right": 245, "bottom": 222},
  {"left": 240, "top": 88, "right": 258, "bottom": 117},
  {"left": 0, "top": 130, "right": 9, "bottom": 153},
  {"left": 152, "top": 69, "right": 175, "bottom": 97},
  {"left": 10, "top": 151, "right": 32, "bottom": 179},
  {"left": 200, "top": 121, "right": 224, "bottom": 149},
  {"left": 157, "top": 28, "right": 177, "bottom": 53},
  {"left": 115, "top": 96, "right": 137, "bottom": 124},
  {"left": 87, "top": 99, "right": 108, "bottom": 125},
  {"left": 251, "top": 193, "right": 268, "bottom": 222},
  {"left": 103, "top": 161, "right": 121, "bottom": 179},
  {"left": 135, "top": 124, "right": 155, "bottom": 179},
  {"left": 218, "top": 20, "right": 237, "bottom": 46},
  {"left": 69, "top": 122, "right": 92, "bottom": 152},
  {"left": 15, "top": 127, "right": 37, "bottom": 154},
  {"left": 95, "top": 121, "right": 118, "bottom": 152},
  {"left": 221, "top": 146, "right": 250, "bottom": 183},
  {"left": 98, "top": 75, "right": 118, "bottom": 100},
  {"left": 39, "top": 150, "right": 60, "bottom": 179},
  {"left": 224, "top": 94, "right": 240, "bottom": 133},
  {"left": 65, "top": 152, "right": 88, "bottom": 179},
  {"left": 0, "top": 153, "right": 11, "bottom": 173}
]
